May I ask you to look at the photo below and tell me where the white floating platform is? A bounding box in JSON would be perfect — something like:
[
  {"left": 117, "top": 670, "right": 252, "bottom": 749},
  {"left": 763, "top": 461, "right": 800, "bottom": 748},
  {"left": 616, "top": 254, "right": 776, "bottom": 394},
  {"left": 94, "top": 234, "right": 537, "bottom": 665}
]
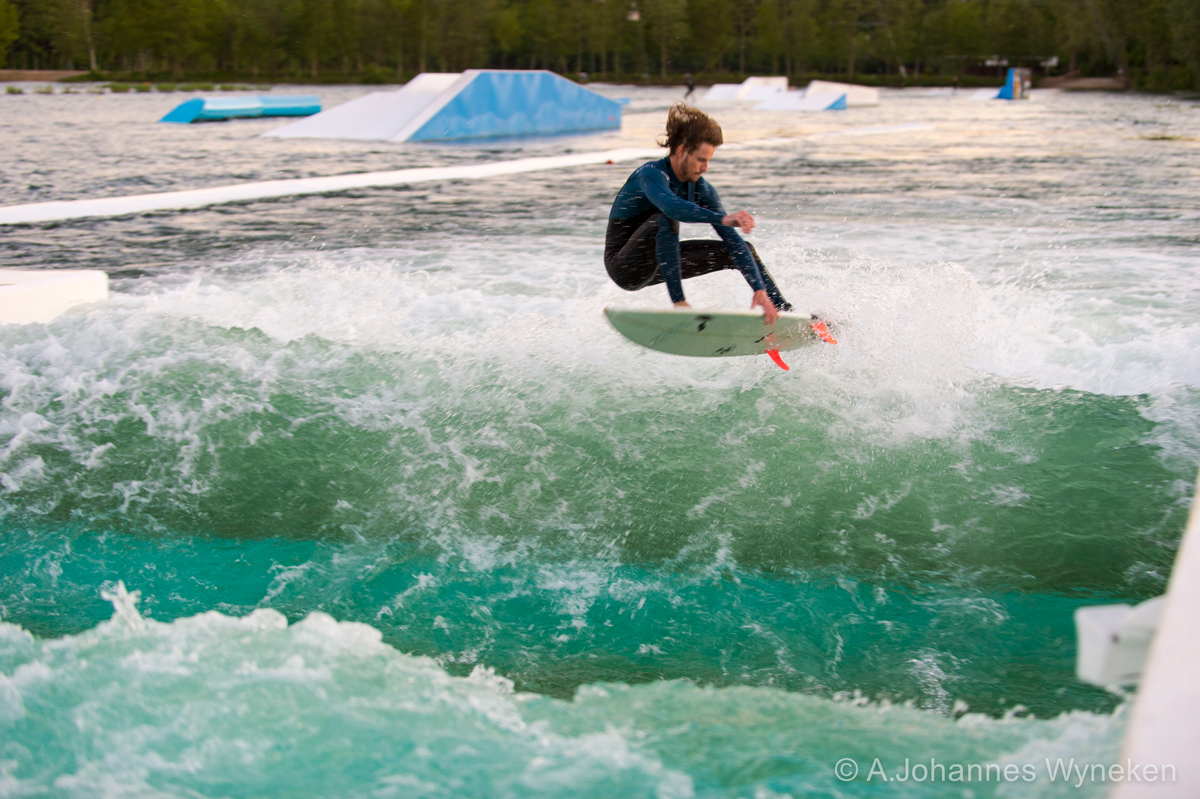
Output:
[
  {"left": 703, "top": 76, "right": 788, "bottom": 102},
  {"left": 0, "top": 269, "right": 108, "bottom": 324},
  {"left": 0, "top": 128, "right": 935, "bottom": 228},
  {"left": 757, "top": 91, "right": 847, "bottom": 111},
  {"left": 971, "top": 88, "right": 1002, "bottom": 101},
  {"left": 0, "top": 147, "right": 663, "bottom": 225},
  {"left": 1075, "top": 596, "right": 1163, "bottom": 686},
  {"left": 803, "top": 81, "right": 880, "bottom": 107},
  {"left": 1113, "top": 467, "right": 1200, "bottom": 798}
]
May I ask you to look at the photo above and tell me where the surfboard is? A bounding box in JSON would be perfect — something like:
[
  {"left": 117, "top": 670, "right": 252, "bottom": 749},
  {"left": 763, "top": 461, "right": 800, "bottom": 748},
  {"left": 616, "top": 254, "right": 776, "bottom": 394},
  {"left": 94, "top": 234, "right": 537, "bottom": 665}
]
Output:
[{"left": 604, "top": 308, "right": 835, "bottom": 365}]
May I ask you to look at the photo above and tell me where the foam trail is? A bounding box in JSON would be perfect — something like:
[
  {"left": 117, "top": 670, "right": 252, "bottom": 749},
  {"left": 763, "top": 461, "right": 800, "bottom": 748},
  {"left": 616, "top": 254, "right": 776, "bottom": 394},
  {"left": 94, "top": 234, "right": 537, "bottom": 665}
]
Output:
[{"left": 0, "top": 147, "right": 663, "bottom": 226}]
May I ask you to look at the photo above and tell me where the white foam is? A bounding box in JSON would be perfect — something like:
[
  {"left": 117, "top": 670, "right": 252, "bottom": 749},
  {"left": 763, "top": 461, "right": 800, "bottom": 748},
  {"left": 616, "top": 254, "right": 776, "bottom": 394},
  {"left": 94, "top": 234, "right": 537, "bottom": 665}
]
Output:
[{"left": 0, "top": 598, "right": 1127, "bottom": 798}]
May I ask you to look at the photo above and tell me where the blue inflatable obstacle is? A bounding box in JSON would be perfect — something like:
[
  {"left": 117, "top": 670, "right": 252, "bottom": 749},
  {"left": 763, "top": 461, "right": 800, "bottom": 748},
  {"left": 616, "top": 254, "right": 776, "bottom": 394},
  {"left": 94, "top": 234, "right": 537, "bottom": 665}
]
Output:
[
  {"left": 997, "top": 67, "right": 1032, "bottom": 100},
  {"left": 264, "top": 70, "right": 622, "bottom": 142},
  {"left": 161, "top": 95, "right": 321, "bottom": 124}
]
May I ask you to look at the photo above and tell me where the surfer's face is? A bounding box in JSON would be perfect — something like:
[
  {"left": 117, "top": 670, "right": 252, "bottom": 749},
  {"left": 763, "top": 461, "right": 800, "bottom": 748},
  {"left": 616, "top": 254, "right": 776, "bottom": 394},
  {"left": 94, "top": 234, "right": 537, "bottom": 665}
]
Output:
[{"left": 675, "top": 143, "right": 716, "bottom": 182}]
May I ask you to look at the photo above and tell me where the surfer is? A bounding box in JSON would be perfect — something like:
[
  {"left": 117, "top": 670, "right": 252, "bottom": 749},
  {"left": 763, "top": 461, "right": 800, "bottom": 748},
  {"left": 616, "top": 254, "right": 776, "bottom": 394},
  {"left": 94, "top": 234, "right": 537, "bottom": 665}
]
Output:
[{"left": 604, "top": 102, "right": 793, "bottom": 324}]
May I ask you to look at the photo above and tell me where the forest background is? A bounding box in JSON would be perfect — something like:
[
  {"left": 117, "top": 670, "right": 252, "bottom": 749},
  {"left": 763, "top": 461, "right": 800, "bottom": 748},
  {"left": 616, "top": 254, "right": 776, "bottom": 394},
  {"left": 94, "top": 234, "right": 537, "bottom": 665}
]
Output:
[{"left": 1, "top": 0, "right": 1197, "bottom": 91}]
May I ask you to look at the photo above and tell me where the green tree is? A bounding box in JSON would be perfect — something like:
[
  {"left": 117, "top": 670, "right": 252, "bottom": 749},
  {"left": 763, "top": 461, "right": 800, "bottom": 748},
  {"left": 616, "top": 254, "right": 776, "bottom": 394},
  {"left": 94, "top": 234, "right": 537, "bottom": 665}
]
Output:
[
  {"left": 644, "top": 0, "right": 687, "bottom": 77},
  {"left": 1167, "top": 0, "right": 1200, "bottom": 87},
  {"left": 0, "top": 0, "right": 18, "bottom": 66},
  {"left": 925, "top": 0, "right": 985, "bottom": 76},
  {"left": 41, "top": 0, "right": 98, "bottom": 71},
  {"left": 523, "top": 0, "right": 562, "bottom": 71},
  {"left": 754, "top": 0, "right": 784, "bottom": 74},
  {"left": 493, "top": 3, "right": 521, "bottom": 68},
  {"left": 688, "top": 0, "right": 734, "bottom": 74}
]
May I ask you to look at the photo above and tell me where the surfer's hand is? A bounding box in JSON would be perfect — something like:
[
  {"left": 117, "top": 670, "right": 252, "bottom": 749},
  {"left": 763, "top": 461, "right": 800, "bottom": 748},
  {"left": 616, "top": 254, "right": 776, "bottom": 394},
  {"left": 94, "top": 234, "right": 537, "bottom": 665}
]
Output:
[
  {"left": 751, "top": 290, "right": 778, "bottom": 325},
  {"left": 674, "top": 300, "right": 692, "bottom": 309},
  {"left": 722, "top": 211, "right": 755, "bottom": 234}
]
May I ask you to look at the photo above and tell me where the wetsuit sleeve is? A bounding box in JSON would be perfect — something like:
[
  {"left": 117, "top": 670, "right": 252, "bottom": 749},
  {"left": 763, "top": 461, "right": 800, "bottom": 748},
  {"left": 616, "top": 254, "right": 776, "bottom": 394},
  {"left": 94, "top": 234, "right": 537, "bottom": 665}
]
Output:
[
  {"left": 638, "top": 168, "right": 726, "bottom": 225},
  {"left": 697, "top": 181, "right": 766, "bottom": 293}
]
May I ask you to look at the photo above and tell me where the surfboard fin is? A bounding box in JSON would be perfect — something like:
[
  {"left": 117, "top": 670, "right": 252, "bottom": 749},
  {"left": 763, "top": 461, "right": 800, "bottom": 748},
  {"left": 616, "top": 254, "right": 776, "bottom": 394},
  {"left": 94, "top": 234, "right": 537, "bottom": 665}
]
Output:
[
  {"left": 767, "top": 350, "right": 790, "bottom": 370},
  {"left": 810, "top": 320, "right": 837, "bottom": 345}
]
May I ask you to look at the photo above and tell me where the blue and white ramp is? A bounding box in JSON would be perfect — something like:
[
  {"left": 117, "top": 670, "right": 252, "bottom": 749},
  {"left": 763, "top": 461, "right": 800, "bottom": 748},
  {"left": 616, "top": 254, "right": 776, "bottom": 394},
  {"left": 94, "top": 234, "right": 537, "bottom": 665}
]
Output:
[
  {"left": 973, "top": 68, "right": 1032, "bottom": 101},
  {"left": 265, "top": 70, "right": 622, "bottom": 143},
  {"left": 754, "top": 80, "right": 878, "bottom": 111},
  {"left": 757, "top": 91, "right": 847, "bottom": 111}
]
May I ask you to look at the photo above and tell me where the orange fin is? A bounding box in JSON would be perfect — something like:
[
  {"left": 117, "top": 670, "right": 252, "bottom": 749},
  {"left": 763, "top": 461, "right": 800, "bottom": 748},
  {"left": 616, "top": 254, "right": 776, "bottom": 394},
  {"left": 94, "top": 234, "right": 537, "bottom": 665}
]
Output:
[
  {"left": 810, "top": 320, "right": 837, "bottom": 345},
  {"left": 767, "top": 350, "right": 790, "bottom": 370}
]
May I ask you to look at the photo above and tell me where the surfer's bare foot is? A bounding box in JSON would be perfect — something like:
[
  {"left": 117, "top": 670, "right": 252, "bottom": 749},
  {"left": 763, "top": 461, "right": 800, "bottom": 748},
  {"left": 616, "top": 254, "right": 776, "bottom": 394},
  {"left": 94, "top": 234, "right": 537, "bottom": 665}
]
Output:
[
  {"left": 674, "top": 301, "right": 692, "bottom": 309},
  {"left": 751, "top": 290, "right": 778, "bottom": 325}
]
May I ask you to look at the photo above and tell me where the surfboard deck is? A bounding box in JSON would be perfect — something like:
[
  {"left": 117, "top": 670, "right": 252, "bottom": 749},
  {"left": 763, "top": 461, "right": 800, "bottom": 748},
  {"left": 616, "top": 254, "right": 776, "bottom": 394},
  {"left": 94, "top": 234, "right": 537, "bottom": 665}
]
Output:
[{"left": 604, "top": 307, "right": 833, "bottom": 358}]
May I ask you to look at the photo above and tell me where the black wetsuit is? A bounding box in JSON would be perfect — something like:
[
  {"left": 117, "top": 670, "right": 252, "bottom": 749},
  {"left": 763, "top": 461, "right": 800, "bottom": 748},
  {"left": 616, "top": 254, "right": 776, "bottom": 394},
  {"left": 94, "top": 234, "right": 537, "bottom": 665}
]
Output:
[{"left": 604, "top": 156, "right": 791, "bottom": 309}]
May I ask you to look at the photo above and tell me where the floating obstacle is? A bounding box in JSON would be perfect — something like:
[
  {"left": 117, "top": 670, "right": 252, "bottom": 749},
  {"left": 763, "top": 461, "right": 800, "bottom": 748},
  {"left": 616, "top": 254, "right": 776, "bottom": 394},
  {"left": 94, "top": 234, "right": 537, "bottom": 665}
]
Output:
[
  {"left": 971, "top": 68, "right": 1032, "bottom": 101},
  {"left": 0, "top": 269, "right": 108, "bottom": 324},
  {"left": 1075, "top": 597, "right": 1164, "bottom": 686},
  {"left": 757, "top": 91, "right": 847, "bottom": 111},
  {"left": 750, "top": 80, "right": 879, "bottom": 111},
  {"left": 0, "top": 147, "right": 663, "bottom": 225},
  {"left": 1106, "top": 471, "right": 1200, "bottom": 798},
  {"left": 264, "top": 70, "right": 622, "bottom": 142},
  {"left": 160, "top": 95, "right": 321, "bottom": 124},
  {"left": 704, "top": 78, "right": 878, "bottom": 109},
  {"left": 702, "top": 76, "right": 789, "bottom": 102},
  {"left": 802, "top": 81, "right": 879, "bottom": 107},
  {"left": 998, "top": 68, "right": 1032, "bottom": 99}
]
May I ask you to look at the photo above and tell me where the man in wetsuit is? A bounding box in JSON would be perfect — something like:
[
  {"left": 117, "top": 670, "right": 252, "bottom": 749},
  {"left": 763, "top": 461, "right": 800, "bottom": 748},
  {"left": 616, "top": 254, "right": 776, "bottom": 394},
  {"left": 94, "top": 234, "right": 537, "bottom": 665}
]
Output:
[{"left": 604, "top": 102, "right": 793, "bottom": 324}]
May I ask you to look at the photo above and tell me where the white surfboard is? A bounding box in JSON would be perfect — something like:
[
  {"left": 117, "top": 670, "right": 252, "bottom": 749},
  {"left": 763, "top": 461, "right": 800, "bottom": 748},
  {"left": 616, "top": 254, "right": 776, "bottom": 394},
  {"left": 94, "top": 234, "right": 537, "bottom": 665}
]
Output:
[{"left": 604, "top": 307, "right": 835, "bottom": 359}]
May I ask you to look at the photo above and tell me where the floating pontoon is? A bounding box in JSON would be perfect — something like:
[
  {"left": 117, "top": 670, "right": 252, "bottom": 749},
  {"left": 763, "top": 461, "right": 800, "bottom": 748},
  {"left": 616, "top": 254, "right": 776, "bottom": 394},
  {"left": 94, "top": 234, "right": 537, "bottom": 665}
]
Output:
[
  {"left": 161, "top": 95, "right": 321, "bottom": 124},
  {"left": 0, "top": 269, "right": 108, "bottom": 324}
]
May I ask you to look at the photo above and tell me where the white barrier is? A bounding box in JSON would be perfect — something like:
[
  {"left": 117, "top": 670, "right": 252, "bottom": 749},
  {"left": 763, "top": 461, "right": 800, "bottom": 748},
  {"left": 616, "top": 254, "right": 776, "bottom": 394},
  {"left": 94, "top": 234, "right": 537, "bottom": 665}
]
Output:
[
  {"left": 0, "top": 126, "right": 939, "bottom": 228},
  {"left": 0, "top": 147, "right": 664, "bottom": 226},
  {"left": 1112, "top": 469, "right": 1200, "bottom": 798},
  {"left": 0, "top": 269, "right": 109, "bottom": 325}
]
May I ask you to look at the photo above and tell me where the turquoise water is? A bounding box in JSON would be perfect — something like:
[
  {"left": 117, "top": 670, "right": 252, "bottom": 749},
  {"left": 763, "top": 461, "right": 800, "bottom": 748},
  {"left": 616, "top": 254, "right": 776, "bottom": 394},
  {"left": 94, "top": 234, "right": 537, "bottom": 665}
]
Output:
[{"left": 1, "top": 86, "right": 1198, "bottom": 796}]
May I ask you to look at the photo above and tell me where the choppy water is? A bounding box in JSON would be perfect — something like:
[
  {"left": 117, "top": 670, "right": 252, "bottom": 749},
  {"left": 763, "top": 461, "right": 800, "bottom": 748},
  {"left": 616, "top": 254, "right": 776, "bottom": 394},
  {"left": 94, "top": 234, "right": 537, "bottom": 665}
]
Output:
[{"left": 1, "top": 84, "right": 1198, "bottom": 797}]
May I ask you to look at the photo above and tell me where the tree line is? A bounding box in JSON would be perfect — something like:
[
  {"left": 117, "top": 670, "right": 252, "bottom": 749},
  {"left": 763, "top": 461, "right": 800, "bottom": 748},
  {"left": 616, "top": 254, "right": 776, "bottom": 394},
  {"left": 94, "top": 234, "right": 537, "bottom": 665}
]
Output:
[{"left": 2, "top": 0, "right": 1197, "bottom": 90}]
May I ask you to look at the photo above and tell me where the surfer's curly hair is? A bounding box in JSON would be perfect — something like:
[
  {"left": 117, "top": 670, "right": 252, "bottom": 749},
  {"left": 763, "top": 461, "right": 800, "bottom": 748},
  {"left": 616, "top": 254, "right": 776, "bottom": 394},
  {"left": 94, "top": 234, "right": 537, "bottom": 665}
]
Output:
[{"left": 658, "top": 102, "right": 723, "bottom": 155}]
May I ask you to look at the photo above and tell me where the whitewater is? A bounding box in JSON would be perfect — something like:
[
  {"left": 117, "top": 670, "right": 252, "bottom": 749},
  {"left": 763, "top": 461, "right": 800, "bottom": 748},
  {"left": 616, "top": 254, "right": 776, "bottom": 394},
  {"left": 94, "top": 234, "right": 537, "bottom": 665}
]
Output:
[{"left": 0, "top": 84, "right": 1197, "bottom": 798}]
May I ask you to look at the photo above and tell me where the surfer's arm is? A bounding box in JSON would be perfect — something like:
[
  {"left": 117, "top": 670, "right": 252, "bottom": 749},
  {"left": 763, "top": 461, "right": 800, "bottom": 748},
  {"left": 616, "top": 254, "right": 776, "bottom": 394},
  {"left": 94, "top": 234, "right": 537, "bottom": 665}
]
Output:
[
  {"left": 699, "top": 183, "right": 768, "bottom": 294},
  {"left": 638, "top": 170, "right": 726, "bottom": 225}
]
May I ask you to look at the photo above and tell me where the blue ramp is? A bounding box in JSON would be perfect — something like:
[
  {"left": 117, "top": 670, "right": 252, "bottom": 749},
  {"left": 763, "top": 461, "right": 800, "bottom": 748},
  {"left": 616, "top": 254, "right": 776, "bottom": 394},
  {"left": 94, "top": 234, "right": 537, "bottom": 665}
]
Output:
[
  {"left": 401, "top": 70, "right": 621, "bottom": 142},
  {"left": 997, "top": 68, "right": 1032, "bottom": 100}
]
